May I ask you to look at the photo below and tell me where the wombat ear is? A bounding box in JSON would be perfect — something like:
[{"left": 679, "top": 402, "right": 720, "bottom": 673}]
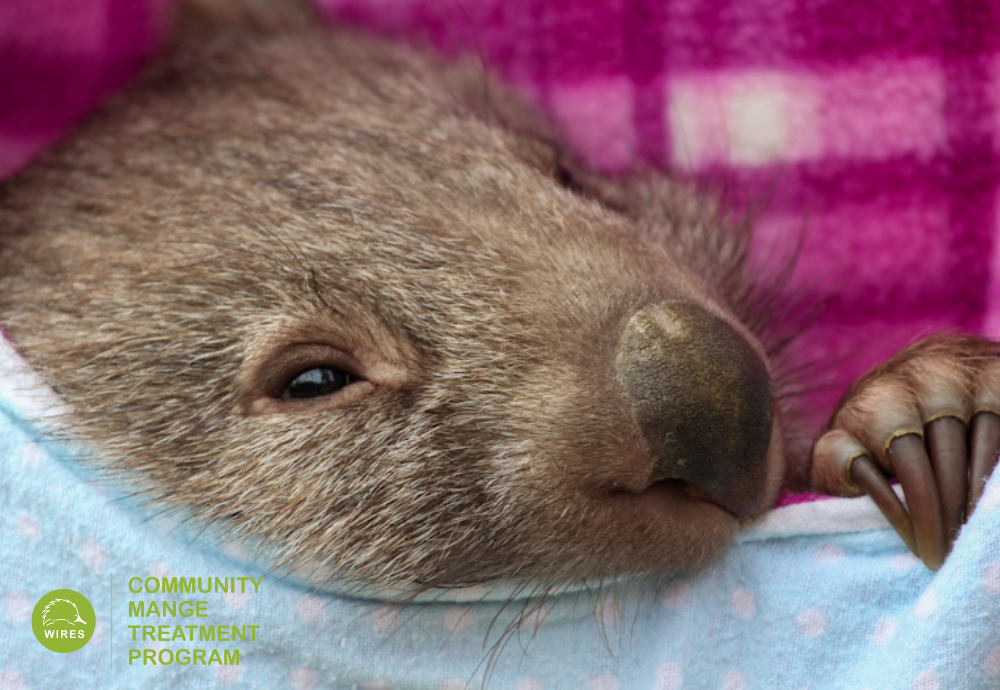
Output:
[
  {"left": 442, "top": 61, "right": 559, "bottom": 145},
  {"left": 442, "top": 60, "right": 668, "bottom": 211},
  {"left": 441, "top": 59, "right": 592, "bottom": 180}
]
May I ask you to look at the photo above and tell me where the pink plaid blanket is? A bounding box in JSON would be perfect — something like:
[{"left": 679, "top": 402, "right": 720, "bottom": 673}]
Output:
[
  {"left": 4, "top": 0, "right": 1000, "bottom": 439},
  {"left": 0, "top": 0, "right": 169, "bottom": 178}
]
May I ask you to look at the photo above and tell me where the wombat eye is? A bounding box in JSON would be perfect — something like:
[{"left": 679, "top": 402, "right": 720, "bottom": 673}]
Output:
[
  {"left": 280, "top": 367, "right": 354, "bottom": 400},
  {"left": 243, "top": 343, "right": 385, "bottom": 415}
]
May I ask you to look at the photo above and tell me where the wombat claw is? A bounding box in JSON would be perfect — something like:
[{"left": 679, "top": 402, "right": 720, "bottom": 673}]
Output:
[{"left": 811, "top": 335, "right": 1000, "bottom": 570}]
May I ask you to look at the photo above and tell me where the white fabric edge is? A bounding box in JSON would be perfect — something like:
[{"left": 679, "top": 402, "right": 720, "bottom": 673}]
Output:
[
  {"left": 0, "top": 331, "right": 70, "bottom": 422},
  {"left": 739, "top": 490, "right": 899, "bottom": 541}
]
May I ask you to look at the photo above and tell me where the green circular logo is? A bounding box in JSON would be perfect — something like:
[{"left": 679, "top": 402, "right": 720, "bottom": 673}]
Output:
[{"left": 31, "top": 589, "right": 96, "bottom": 653}]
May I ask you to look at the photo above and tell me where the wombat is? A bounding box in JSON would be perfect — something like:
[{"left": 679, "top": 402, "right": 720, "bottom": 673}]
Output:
[{"left": 1, "top": 0, "right": 998, "bottom": 595}]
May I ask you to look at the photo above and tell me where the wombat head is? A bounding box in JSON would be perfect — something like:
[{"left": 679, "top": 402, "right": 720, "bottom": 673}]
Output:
[{"left": 0, "top": 16, "right": 787, "bottom": 590}]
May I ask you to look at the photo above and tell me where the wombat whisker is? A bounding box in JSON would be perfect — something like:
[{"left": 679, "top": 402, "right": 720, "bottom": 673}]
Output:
[
  {"left": 475, "top": 582, "right": 564, "bottom": 688},
  {"left": 239, "top": 203, "right": 314, "bottom": 273}
]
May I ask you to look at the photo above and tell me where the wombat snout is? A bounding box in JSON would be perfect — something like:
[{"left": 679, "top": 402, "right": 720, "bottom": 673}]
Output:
[{"left": 616, "top": 302, "right": 774, "bottom": 518}]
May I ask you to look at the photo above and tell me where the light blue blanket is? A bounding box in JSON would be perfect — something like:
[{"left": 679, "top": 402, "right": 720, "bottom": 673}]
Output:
[{"left": 1, "top": 338, "right": 998, "bottom": 689}]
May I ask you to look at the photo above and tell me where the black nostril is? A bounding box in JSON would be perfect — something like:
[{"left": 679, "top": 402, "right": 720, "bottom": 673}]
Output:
[{"left": 615, "top": 302, "right": 774, "bottom": 517}]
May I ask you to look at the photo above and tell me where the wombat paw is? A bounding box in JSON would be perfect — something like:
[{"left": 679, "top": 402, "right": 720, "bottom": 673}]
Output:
[{"left": 810, "top": 334, "right": 1000, "bottom": 569}]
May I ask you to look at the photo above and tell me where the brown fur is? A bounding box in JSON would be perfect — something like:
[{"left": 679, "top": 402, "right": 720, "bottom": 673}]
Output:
[{"left": 0, "top": 7, "right": 795, "bottom": 591}]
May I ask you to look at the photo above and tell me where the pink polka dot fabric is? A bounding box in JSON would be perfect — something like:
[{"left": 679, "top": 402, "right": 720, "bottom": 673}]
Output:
[{"left": 3, "top": 340, "right": 1000, "bottom": 689}]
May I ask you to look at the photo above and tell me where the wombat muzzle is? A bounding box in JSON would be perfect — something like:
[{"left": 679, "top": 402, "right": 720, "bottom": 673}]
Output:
[{"left": 615, "top": 302, "right": 774, "bottom": 518}]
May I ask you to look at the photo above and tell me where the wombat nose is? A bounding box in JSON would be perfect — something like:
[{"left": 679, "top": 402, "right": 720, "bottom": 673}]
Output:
[{"left": 615, "top": 302, "right": 774, "bottom": 518}]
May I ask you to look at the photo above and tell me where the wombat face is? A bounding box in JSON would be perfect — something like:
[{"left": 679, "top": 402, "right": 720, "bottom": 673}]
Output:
[{"left": 0, "top": 22, "right": 786, "bottom": 589}]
